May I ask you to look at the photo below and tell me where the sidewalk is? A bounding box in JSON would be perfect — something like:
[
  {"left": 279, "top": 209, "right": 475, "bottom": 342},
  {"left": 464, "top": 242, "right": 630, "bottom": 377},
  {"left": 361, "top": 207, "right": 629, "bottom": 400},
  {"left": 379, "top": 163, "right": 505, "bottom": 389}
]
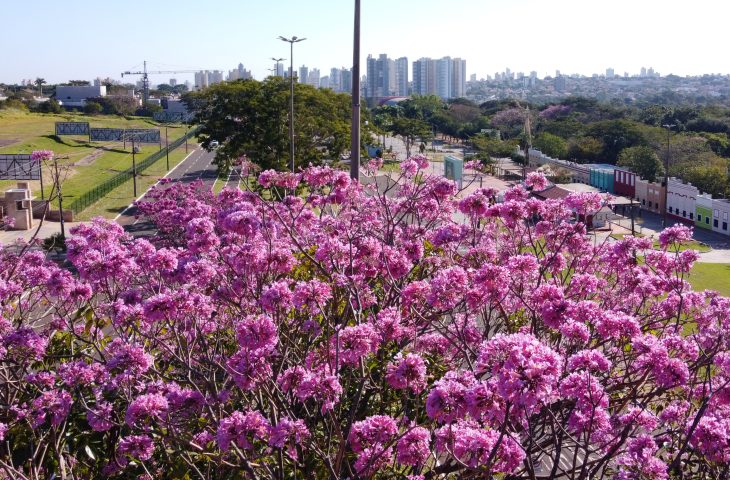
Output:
[{"left": 0, "top": 220, "right": 84, "bottom": 245}]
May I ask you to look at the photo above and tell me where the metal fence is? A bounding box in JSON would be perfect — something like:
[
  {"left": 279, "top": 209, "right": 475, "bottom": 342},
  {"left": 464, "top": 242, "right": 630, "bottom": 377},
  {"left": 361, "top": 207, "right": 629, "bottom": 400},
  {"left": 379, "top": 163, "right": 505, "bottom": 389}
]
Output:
[{"left": 66, "top": 126, "right": 199, "bottom": 215}]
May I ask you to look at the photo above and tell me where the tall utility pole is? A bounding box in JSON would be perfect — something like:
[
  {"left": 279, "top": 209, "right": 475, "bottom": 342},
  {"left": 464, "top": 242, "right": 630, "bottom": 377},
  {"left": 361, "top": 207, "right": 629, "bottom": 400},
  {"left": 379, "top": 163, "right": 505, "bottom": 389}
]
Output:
[
  {"left": 53, "top": 156, "right": 65, "bottom": 238},
  {"left": 350, "top": 0, "right": 361, "bottom": 181},
  {"left": 132, "top": 137, "right": 138, "bottom": 197},
  {"left": 165, "top": 126, "right": 170, "bottom": 170},
  {"left": 522, "top": 105, "right": 532, "bottom": 180},
  {"left": 279, "top": 36, "right": 306, "bottom": 173},
  {"left": 661, "top": 124, "right": 675, "bottom": 228}
]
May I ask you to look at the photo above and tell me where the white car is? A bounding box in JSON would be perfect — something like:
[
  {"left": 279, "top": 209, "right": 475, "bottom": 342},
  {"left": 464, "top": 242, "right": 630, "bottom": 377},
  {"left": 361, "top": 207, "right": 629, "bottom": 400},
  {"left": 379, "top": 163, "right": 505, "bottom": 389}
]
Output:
[{"left": 210, "top": 140, "right": 219, "bottom": 149}]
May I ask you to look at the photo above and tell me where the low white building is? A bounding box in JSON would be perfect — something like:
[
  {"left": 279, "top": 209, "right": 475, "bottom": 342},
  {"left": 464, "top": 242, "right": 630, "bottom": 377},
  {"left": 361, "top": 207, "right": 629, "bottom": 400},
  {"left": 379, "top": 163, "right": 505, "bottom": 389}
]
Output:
[
  {"left": 666, "top": 177, "right": 698, "bottom": 223},
  {"left": 55, "top": 85, "right": 106, "bottom": 108},
  {"left": 711, "top": 198, "right": 730, "bottom": 234}
]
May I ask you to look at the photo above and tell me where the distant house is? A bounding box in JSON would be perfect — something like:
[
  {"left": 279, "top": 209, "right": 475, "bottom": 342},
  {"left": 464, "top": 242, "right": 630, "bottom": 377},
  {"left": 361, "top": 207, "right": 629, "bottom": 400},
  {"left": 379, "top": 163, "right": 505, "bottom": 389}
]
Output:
[{"left": 55, "top": 85, "right": 106, "bottom": 108}]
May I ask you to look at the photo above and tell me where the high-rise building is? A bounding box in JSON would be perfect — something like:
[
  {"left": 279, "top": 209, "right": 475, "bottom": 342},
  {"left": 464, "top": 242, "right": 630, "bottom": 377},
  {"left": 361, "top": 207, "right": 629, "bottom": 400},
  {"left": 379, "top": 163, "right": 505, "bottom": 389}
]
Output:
[
  {"left": 451, "top": 58, "right": 466, "bottom": 98},
  {"left": 274, "top": 61, "right": 285, "bottom": 77},
  {"left": 169, "top": 78, "right": 177, "bottom": 86},
  {"left": 329, "top": 68, "right": 341, "bottom": 91},
  {"left": 340, "top": 68, "right": 352, "bottom": 93},
  {"left": 469, "top": 73, "right": 477, "bottom": 82},
  {"left": 413, "top": 57, "right": 437, "bottom": 96},
  {"left": 395, "top": 57, "right": 409, "bottom": 96},
  {"left": 436, "top": 57, "right": 452, "bottom": 99},
  {"left": 640, "top": 67, "right": 647, "bottom": 77},
  {"left": 606, "top": 68, "right": 614, "bottom": 78},
  {"left": 366, "top": 54, "right": 396, "bottom": 98},
  {"left": 308, "top": 68, "right": 320, "bottom": 87},
  {"left": 319, "top": 75, "right": 330, "bottom": 89},
  {"left": 299, "top": 66, "right": 308, "bottom": 84},
  {"left": 554, "top": 75, "right": 566, "bottom": 92}
]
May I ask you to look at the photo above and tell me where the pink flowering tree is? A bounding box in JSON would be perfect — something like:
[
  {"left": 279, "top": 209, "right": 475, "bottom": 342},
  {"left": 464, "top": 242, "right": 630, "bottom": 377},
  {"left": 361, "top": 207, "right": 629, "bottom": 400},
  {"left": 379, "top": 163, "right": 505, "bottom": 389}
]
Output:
[{"left": 0, "top": 159, "right": 729, "bottom": 479}]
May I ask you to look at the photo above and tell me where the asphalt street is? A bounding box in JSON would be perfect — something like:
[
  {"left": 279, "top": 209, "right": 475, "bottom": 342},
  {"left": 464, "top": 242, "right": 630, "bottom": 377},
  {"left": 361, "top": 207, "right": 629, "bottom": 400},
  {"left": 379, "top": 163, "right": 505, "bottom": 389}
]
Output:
[{"left": 116, "top": 147, "right": 218, "bottom": 235}]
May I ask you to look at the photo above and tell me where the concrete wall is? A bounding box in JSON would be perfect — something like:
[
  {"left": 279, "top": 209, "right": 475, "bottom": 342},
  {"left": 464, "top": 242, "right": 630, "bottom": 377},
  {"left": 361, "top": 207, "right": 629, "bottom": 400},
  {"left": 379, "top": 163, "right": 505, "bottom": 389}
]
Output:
[
  {"left": 528, "top": 149, "right": 590, "bottom": 184},
  {"left": 695, "top": 194, "right": 713, "bottom": 230}
]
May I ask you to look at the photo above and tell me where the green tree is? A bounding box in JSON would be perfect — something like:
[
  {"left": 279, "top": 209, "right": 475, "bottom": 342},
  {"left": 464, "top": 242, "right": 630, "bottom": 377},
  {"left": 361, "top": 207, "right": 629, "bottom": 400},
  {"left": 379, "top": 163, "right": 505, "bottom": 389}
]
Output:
[
  {"left": 585, "top": 119, "right": 647, "bottom": 163},
  {"left": 617, "top": 146, "right": 664, "bottom": 183},
  {"left": 185, "top": 77, "right": 353, "bottom": 173},
  {"left": 38, "top": 98, "right": 62, "bottom": 114},
  {"left": 567, "top": 136, "right": 604, "bottom": 162},
  {"left": 533, "top": 132, "right": 568, "bottom": 159},
  {"left": 84, "top": 101, "right": 103, "bottom": 115},
  {"left": 390, "top": 117, "right": 432, "bottom": 158},
  {"left": 34, "top": 78, "right": 46, "bottom": 96}
]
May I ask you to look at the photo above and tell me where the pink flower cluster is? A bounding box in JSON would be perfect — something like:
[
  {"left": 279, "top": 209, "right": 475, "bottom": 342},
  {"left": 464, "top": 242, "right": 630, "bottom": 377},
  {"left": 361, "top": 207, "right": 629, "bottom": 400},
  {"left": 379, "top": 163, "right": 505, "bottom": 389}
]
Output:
[{"left": 0, "top": 157, "right": 728, "bottom": 478}]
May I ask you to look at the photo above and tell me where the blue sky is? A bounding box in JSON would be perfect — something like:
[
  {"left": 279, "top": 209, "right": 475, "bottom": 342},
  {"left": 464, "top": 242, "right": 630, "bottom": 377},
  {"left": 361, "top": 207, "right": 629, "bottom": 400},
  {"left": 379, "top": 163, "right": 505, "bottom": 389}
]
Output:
[{"left": 2, "top": 0, "right": 729, "bottom": 84}]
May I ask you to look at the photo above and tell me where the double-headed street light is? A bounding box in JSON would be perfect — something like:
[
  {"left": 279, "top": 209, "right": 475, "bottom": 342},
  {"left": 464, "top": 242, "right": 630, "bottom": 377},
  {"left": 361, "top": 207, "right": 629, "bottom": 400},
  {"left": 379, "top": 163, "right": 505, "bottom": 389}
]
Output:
[
  {"left": 271, "top": 57, "right": 285, "bottom": 77},
  {"left": 278, "top": 36, "right": 306, "bottom": 173}
]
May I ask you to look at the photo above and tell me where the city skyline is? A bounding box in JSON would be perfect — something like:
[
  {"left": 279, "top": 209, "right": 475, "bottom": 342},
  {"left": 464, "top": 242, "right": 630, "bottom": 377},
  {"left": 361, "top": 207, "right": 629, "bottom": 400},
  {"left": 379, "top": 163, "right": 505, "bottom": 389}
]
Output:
[{"left": 2, "top": 0, "right": 730, "bottom": 85}]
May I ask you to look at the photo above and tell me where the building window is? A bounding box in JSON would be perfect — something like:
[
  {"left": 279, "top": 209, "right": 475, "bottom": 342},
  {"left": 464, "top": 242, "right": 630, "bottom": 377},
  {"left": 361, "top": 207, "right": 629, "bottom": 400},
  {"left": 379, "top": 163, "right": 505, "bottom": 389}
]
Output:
[
  {"left": 642, "top": 199, "right": 646, "bottom": 205},
  {"left": 714, "top": 209, "right": 719, "bottom": 218},
  {"left": 706, "top": 217, "right": 710, "bottom": 225},
  {"left": 724, "top": 212, "right": 728, "bottom": 221},
  {"left": 649, "top": 202, "right": 653, "bottom": 208},
  {"left": 714, "top": 219, "right": 719, "bottom": 227},
  {"left": 697, "top": 214, "right": 702, "bottom": 222},
  {"left": 690, "top": 213, "right": 694, "bottom": 220},
  {"left": 684, "top": 211, "right": 687, "bottom": 218},
  {"left": 723, "top": 222, "right": 728, "bottom": 231}
]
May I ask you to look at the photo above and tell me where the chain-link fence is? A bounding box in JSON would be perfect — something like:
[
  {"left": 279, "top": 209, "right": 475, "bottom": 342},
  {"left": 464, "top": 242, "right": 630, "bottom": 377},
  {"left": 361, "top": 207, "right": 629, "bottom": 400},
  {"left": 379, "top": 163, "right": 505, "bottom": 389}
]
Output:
[{"left": 66, "top": 126, "right": 199, "bottom": 215}]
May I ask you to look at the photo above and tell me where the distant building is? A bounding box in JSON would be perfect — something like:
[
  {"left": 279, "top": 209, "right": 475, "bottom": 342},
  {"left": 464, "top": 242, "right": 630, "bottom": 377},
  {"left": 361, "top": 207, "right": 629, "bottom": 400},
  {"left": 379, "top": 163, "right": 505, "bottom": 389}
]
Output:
[
  {"left": 451, "top": 57, "right": 466, "bottom": 98},
  {"left": 299, "top": 65, "right": 309, "bottom": 84},
  {"left": 308, "top": 68, "right": 320, "bottom": 87},
  {"left": 436, "top": 57, "right": 452, "bottom": 99},
  {"left": 319, "top": 75, "right": 330, "bottom": 89},
  {"left": 56, "top": 85, "right": 107, "bottom": 107},
  {"left": 366, "top": 54, "right": 395, "bottom": 99},
  {"left": 554, "top": 75, "right": 566, "bottom": 92},
  {"left": 413, "top": 57, "right": 437, "bottom": 96},
  {"left": 606, "top": 68, "right": 614, "bottom": 78},
  {"left": 169, "top": 78, "right": 177, "bottom": 86},
  {"left": 395, "top": 57, "right": 409, "bottom": 96}
]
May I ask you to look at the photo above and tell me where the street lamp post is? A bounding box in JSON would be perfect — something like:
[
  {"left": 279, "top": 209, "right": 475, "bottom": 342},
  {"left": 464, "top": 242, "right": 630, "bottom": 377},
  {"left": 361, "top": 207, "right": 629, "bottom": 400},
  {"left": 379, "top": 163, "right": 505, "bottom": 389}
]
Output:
[
  {"left": 661, "top": 123, "right": 676, "bottom": 228},
  {"left": 271, "top": 57, "right": 285, "bottom": 77},
  {"left": 278, "top": 36, "right": 306, "bottom": 173},
  {"left": 350, "top": 0, "right": 361, "bottom": 181},
  {"left": 165, "top": 125, "right": 169, "bottom": 170}
]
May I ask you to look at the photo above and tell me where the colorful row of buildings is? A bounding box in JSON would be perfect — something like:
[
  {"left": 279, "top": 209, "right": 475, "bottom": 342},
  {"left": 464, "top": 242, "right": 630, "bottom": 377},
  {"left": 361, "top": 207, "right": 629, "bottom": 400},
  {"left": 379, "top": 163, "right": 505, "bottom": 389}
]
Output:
[{"left": 528, "top": 149, "right": 730, "bottom": 235}]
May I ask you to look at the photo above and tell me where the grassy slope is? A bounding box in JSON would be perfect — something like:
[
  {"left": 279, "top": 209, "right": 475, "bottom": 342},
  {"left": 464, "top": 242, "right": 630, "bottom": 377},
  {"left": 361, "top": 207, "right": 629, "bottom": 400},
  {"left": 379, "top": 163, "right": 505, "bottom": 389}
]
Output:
[
  {"left": 688, "top": 263, "right": 730, "bottom": 297},
  {"left": 0, "top": 110, "right": 188, "bottom": 205},
  {"left": 77, "top": 145, "right": 195, "bottom": 220}
]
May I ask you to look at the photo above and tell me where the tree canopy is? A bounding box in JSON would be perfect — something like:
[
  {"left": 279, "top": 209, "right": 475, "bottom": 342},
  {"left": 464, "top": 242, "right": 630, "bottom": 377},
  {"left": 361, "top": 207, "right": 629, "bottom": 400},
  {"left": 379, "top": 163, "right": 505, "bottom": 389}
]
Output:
[{"left": 184, "top": 78, "right": 355, "bottom": 173}]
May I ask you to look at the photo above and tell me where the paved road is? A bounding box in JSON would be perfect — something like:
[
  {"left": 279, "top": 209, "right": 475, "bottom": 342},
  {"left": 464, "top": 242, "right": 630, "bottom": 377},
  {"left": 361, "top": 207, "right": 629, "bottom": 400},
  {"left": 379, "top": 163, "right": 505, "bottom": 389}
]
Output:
[{"left": 116, "top": 147, "right": 218, "bottom": 235}]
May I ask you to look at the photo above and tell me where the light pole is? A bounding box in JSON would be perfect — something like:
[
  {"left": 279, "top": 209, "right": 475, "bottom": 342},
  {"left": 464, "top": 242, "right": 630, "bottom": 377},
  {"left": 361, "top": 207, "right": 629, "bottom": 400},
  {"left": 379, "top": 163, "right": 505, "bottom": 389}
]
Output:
[
  {"left": 278, "top": 36, "right": 306, "bottom": 173},
  {"left": 271, "top": 57, "right": 285, "bottom": 77},
  {"left": 350, "top": 0, "right": 361, "bottom": 181},
  {"left": 661, "top": 123, "right": 675, "bottom": 228},
  {"left": 131, "top": 137, "right": 138, "bottom": 197},
  {"left": 165, "top": 125, "right": 170, "bottom": 170}
]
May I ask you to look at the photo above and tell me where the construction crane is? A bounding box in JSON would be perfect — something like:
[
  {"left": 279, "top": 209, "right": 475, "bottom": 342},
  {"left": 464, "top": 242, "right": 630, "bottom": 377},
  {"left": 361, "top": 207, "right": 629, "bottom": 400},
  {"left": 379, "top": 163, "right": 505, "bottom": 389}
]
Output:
[{"left": 121, "top": 60, "right": 204, "bottom": 105}]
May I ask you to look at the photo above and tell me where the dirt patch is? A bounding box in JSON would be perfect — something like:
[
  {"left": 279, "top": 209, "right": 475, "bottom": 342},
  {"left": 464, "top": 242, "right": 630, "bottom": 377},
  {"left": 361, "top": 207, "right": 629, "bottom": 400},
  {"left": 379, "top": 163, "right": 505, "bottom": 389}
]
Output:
[
  {"left": 74, "top": 148, "right": 104, "bottom": 166},
  {"left": 0, "top": 138, "right": 18, "bottom": 148}
]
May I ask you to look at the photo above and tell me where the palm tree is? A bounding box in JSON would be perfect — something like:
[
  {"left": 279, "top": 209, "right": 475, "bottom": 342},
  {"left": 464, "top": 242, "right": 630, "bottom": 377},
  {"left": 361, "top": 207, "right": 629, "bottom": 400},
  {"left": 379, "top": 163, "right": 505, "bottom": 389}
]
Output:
[{"left": 35, "top": 78, "right": 46, "bottom": 96}]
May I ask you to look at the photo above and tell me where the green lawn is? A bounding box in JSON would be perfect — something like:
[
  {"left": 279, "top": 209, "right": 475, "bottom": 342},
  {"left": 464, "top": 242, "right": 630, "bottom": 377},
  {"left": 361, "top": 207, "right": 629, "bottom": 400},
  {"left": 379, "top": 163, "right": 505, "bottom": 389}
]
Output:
[
  {"left": 610, "top": 233, "right": 712, "bottom": 253},
  {"left": 0, "top": 110, "right": 189, "bottom": 206},
  {"left": 75, "top": 146, "right": 195, "bottom": 220},
  {"left": 688, "top": 263, "right": 730, "bottom": 297}
]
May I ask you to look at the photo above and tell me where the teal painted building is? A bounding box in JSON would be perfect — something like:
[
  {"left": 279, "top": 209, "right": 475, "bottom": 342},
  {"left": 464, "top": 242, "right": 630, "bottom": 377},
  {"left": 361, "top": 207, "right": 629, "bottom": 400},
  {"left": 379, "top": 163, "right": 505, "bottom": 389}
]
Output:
[{"left": 589, "top": 165, "right": 616, "bottom": 193}]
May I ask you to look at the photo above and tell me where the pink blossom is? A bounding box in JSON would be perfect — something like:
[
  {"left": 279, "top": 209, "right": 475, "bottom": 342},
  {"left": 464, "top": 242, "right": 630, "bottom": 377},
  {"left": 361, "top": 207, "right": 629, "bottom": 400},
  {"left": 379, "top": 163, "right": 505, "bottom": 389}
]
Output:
[
  {"left": 217, "top": 410, "right": 270, "bottom": 451},
  {"left": 396, "top": 426, "right": 431, "bottom": 466},
  {"left": 386, "top": 353, "right": 427, "bottom": 393}
]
